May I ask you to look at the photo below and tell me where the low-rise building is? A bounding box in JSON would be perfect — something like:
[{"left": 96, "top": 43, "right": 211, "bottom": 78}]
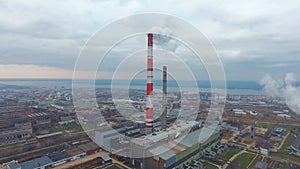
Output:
[
  {"left": 7, "top": 147, "right": 87, "bottom": 169},
  {"left": 7, "top": 156, "right": 52, "bottom": 169},
  {"left": 0, "top": 123, "right": 32, "bottom": 146},
  {"left": 290, "top": 131, "right": 300, "bottom": 156},
  {"left": 254, "top": 161, "right": 268, "bottom": 169}
]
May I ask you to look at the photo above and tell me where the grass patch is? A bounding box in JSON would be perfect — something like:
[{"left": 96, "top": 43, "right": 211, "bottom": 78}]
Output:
[
  {"left": 232, "top": 152, "right": 255, "bottom": 168},
  {"left": 248, "top": 155, "right": 263, "bottom": 169},
  {"left": 272, "top": 152, "right": 300, "bottom": 164},
  {"left": 256, "top": 122, "right": 272, "bottom": 129},
  {"left": 219, "top": 147, "right": 242, "bottom": 161},
  {"left": 234, "top": 142, "right": 247, "bottom": 149},
  {"left": 278, "top": 133, "right": 294, "bottom": 152},
  {"left": 204, "top": 162, "right": 218, "bottom": 169},
  {"left": 104, "top": 164, "right": 123, "bottom": 169},
  {"left": 281, "top": 162, "right": 289, "bottom": 169},
  {"left": 271, "top": 132, "right": 300, "bottom": 163}
]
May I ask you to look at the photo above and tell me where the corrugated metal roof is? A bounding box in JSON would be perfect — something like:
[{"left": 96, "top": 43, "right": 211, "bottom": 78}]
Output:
[
  {"left": 158, "top": 148, "right": 176, "bottom": 160},
  {"left": 7, "top": 162, "right": 21, "bottom": 169},
  {"left": 150, "top": 145, "right": 170, "bottom": 155},
  {"left": 255, "top": 161, "right": 268, "bottom": 169},
  {"left": 292, "top": 132, "right": 300, "bottom": 150},
  {"left": 100, "top": 154, "right": 112, "bottom": 162},
  {"left": 149, "top": 129, "right": 205, "bottom": 161},
  {"left": 20, "top": 156, "right": 53, "bottom": 169},
  {"left": 132, "top": 121, "right": 198, "bottom": 146},
  {"left": 48, "top": 151, "right": 70, "bottom": 162},
  {"left": 175, "top": 129, "right": 201, "bottom": 147}
]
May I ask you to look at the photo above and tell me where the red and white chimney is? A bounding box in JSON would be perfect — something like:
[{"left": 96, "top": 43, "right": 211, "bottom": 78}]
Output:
[{"left": 146, "top": 33, "right": 154, "bottom": 130}]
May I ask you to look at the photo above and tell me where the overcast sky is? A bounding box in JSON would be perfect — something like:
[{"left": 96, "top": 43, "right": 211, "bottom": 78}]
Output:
[{"left": 0, "top": 0, "right": 299, "bottom": 81}]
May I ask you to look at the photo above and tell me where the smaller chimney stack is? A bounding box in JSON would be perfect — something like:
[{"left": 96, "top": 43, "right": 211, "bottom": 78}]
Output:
[{"left": 161, "top": 66, "right": 167, "bottom": 130}]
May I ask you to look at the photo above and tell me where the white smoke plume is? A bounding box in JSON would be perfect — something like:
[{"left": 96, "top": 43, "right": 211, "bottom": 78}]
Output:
[
  {"left": 150, "top": 26, "right": 180, "bottom": 52},
  {"left": 260, "top": 73, "right": 300, "bottom": 115}
]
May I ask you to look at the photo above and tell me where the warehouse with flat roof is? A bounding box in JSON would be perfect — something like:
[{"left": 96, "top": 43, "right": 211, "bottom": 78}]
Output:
[{"left": 130, "top": 127, "right": 220, "bottom": 169}]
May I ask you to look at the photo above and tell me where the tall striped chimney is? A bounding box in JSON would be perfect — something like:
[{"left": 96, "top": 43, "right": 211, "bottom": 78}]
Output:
[
  {"left": 161, "top": 66, "right": 167, "bottom": 130},
  {"left": 146, "top": 33, "right": 154, "bottom": 131}
]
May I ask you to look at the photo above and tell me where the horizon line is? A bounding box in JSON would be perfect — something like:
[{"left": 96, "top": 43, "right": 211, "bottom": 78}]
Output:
[{"left": 0, "top": 78, "right": 263, "bottom": 82}]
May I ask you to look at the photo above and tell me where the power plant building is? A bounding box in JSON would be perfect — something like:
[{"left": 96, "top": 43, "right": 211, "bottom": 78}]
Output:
[{"left": 127, "top": 119, "right": 220, "bottom": 168}]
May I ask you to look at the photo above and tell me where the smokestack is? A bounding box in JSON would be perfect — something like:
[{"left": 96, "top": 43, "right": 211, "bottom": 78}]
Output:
[
  {"left": 146, "top": 33, "right": 154, "bottom": 132},
  {"left": 251, "top": 119, "right": 255, "bottom": 139},
  {"left": 161, "top": 66, "right": 167, "bottom": 130}
]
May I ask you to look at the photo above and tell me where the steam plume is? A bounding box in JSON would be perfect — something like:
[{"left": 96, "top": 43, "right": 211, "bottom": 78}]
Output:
[
  {"left": 150, "top": 27, "right": 180, "bottom": 52},
  {"left": 260, "top": 73, "right": 300, "bottom": 115}
]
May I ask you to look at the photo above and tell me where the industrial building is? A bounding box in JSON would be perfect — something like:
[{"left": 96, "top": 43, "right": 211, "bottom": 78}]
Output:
[
  {"left": 7, "top": 141, "right": 101, "bottom": 169},
  {"left": 140, "top": 129, "right": 220, "bottom": 169},
  {"left": 95, "top": 127, "right": 129, "bottom": 150},
  {"left": 132, "top": 122, "right": 220, "bottom": 169},
  {"left": 290, "top": 131, "right": 300, "bottom": 156},
  {"left": 7, "top": 152, "right": 83, "bottom": 169},
  {"left": 0, "top": 122, "right": 32, "bottom": 146},
  {"left": 8, "top": 156, "right": 53, "bottom": 169},
  {"left": 254, "top": 161, "right": 268, "bottom": 169}
]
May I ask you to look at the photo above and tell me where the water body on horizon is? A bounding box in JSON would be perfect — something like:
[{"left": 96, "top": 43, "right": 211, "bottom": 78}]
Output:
[{"left": 0, "top": 79, "right": 265, "bottom": 95}]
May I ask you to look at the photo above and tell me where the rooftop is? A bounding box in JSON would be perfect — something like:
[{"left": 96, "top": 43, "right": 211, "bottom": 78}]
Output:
[
  {"left": 19, "top": 156, "right": 52, "bottom": 169},
  {"left": 7, "top": 162, "right": 21, "bottom": 169},
  {"left": 99, "top": 154, "right": 112, "bottom": 162},
  {"left": 255, "top": 161, "right": 268, "bottom": 169},
  {"left": 149, "top": 129, "right": 214, "bottom": 160},
  {"left": 48, "top": 151, "right": 70, "bottom": 162},
  {"left": 65, "top": 147, "right": 84, "bottom": 156},
  {"left": 132, "top": 121, "right": 199, "bottom": 146},
  {"left": 292, "top": 131, "right": 300, "bottom": 150},
  {"left": 78, "top": 142, "right": 99, "bottom": 152}
]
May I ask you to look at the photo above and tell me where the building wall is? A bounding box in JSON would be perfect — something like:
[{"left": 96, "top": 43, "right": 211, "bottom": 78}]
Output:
[
  {"left": 0, "top": 123, "right": 32, "bottom": 144},
  {"left": 260, "top": 147, "right": 269, "bottom": 156},
  {"left": 145, "top": 131, "right": 221, "bottom": 169}
]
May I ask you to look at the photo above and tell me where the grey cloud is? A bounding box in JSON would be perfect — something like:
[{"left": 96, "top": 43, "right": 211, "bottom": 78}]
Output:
[{"left": 0, "top": 0, "right": 300, "bottom": 80}]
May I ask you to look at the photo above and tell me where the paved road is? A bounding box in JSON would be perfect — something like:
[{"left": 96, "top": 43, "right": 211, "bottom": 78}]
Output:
[
  {"left": 222, "top": 150, "right": 247, "bottom": 169},
  {"left": 277, "top": 131, "right": 290, "bottom": 150},
  {"left": 204, "top": 160, "right": 221, "bottom": 169},
  {"left": 246, "top": 153, "right": 258, "bottom": 168}
]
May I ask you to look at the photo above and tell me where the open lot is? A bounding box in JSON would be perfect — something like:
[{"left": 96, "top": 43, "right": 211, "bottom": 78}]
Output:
[
  {"left": 219, "top": 147, "right": 242, "bottom": 162},
  {"left": 272, "top": 132, "right": 300, "bottom": 164},
  {"left": 226, "top": 152, "right": 256, "bottom": 169}
]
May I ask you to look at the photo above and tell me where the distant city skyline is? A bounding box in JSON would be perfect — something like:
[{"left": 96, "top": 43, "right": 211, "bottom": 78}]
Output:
[{"left": 0, "top": 0, "right": 300, "bottom": 80}]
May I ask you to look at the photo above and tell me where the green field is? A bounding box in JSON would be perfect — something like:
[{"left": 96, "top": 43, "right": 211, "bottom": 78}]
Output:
[
  {"left": 272, "top": 132, "right": 300, "bottom": 163},
  {"left": 256, "top": 123, "right": 271, "bottom": 129},
  {"left": 219, "top": 147, "right": 242, "bottom": 161},
  {"left": 205, "top": 162, "right": 219, "bottom": 169},
  {"left": 231, "top": 152, "right": 256, "bottom": 168},
  {"left": 272, "top": 151, "right": 300, "bottom": 163},
  {"left": 279, "top": 133, "right": 293, "bottom": 152}
]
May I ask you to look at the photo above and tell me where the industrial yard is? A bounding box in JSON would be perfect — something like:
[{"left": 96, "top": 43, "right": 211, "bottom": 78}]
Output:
[{"left": 1, "top": 79, "right": 300, "bottom": 169}]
